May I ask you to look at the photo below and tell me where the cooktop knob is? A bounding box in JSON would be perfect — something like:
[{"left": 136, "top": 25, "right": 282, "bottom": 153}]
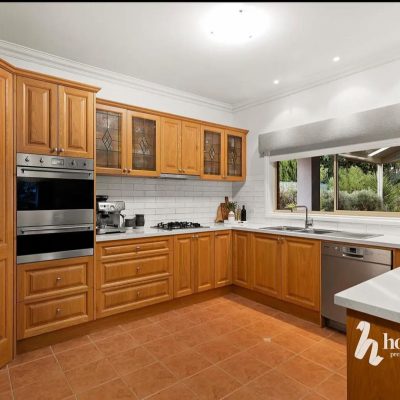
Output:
[
  {"left": 24, "top": 156, "right": 30, "bottom": 162},
  {"left": 39, "top": 157, "right": 44, "bottom": 164}
]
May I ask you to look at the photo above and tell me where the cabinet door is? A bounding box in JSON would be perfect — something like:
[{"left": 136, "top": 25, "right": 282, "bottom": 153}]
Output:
[
  {"left": 0, "top": 66, "right": 13, "bottom": 367},
  {"left": 161, "top": 117, "right": 181, "bottom": 174},
  {"left": 252, "top": 234, "right": 281, "bottom": 298},
  {"left": 194, "top": 233, "right": 214, "bottom": 292},
  {"left": 173, "top": 235, "right": 195, "bottom": 297},
  {"left": 58, "top": 86, "right": 94, "bottom": 158},
  {"left": 201, "top": 125, "right": 225, "bottom": 180},
  {"left": 96, "top": 103, "right": 127, "bottom": 175},
  {"left": 232, "top": 231, "right": 251, "bottom": 288},
  {"left": 127, "top": 111, "right": 160, "bottom": 176},
  {"left": 281, "top": 237, "right": 321, "bottom": 311},
  {"left": 181, "top": 121, "right": 201, "bottom": 175},
  {"left": 16, "top": 76, "right": 58, "bottom": 155},
  {"left": 214, "top": 231, "right": 232, "bottom": 287},
  {"left": 225, "top": 131, "right": 246, "bottom": 181}
]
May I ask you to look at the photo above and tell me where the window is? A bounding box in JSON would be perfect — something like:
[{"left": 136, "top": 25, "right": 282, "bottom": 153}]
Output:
[{"left": 277, "top": 146, "right": 400, "bottom": 214}]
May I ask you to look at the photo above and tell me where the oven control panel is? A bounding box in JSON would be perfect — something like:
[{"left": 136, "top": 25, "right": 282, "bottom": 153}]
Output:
[{"left": 17, "top": 153, "right": 94, "bottom": 171}]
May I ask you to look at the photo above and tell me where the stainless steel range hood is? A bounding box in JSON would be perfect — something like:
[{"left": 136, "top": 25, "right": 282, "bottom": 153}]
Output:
[{"left": 159, "top": 173, "right": 200, "bottom": 180}]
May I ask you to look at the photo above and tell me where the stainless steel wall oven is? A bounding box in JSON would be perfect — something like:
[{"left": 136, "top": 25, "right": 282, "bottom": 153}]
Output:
[{"left": 16, "top": 153, "right": 94, "bottom": 263}]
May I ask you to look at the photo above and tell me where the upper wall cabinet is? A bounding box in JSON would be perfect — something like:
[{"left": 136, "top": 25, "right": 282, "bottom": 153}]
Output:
[
  {"left": 160, "top": 118, "right": 201, "bottom": 175},
  {"left": 17, "top": 75, "right": 98, "bottom": 158},
  {"left": 225, "top": 130, "right": 246, "bottom": 181}
]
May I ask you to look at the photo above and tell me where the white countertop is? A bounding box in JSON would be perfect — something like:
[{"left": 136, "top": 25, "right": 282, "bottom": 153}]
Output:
[
  {"left": 335, "top": 268, "right": 400, "bottom": 324},
  {"left": 96, "top": 222, "right": 400, "bottom": 249}
]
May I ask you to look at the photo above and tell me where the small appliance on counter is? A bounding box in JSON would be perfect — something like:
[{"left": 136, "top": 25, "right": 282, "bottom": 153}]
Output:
[
  {"left": 152, "top": 221, "right": 208, "bottom": 230},
  {"left": 96, "top": 195, "right": 126, "bottom": 234}
]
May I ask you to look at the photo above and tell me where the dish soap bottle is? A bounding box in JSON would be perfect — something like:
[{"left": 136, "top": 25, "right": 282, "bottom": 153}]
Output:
[{"left": 241, "top": 205, "right": 247, "bottom": 221}]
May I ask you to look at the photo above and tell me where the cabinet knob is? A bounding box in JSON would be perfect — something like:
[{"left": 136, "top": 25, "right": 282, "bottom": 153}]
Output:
[
  {"left": 136, "top": 266, "right": 141, "bottom": 273},
  {"left": 123, "top": 168, "right": 127, "bottom": 173},
  {"left": 56, "top": 276, "right": 62, "bottom": 282},
  {"left": 136, "top": 291, "right": 141, "bottom": 298},
  {"left": 59, "top": 148, "right": 65, "bottom": 153},
  {"left": 135, "top": 246, "right": 141, "bottom": 251},
  {"left": 56, "top": 308, "right": 62, "bottom": 314},
  {"left": 182, "top": 169, "right": 185, "bottom": 173},
  {"left": 52, "top": 147, "right": 58, "bottom": 153},
  {"left": 127, "top": 169, "right": 131, "bottom": 173}
]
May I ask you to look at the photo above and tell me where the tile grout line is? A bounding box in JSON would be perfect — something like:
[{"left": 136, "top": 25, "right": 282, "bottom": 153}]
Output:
[{"left": 50, "top": 346, "right": 76, "bottom": 399}]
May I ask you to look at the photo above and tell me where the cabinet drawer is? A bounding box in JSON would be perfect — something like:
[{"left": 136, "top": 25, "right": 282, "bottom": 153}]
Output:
[
  {"left": 98, "top": 253, "right": 172, "bottom": 289},
  {"left": 17, "top": 257, "right": 93, "bottom": 301},
  {"left": 96, "top": 277, "right": 172, "bottom": 318},
  {"left": 17, "top": 291, "right": 93, "bottom": 339},
  {"left": 97, "top": 237, "right": 172, "bottom": 260}
]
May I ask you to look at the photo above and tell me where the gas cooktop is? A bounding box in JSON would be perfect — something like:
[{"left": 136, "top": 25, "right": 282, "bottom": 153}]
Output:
[{"left": 153, "top": 221, "right": 208, "bottom": 230}]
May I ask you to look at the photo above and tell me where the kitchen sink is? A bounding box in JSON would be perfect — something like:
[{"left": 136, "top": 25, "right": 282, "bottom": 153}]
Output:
[
  {"left": 298, "top": 228, "right": 334, "bottom": 234},
  {"left": 260, "top": 226, "right": 304, "bottom": 231}
]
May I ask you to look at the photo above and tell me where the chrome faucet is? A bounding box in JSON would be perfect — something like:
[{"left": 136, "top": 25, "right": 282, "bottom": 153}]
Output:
[{"left": 287, "top": 205, "right": 313, "bottom": 229}]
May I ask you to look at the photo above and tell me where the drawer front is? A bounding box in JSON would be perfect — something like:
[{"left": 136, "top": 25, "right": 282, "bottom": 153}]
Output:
[
  {"left": 18, "top": 257, "right": 93, "bottom": 301},
  {"left": 99, "top": 253, "right": 172, "bottom": 288},
  {"left": 96, "top": 278, "right": 172, "bottom": 318},
  {"left": 97, "top": 237, "right": 172, "bottom": 260},
  {"left": 18, "top": 291, "right": 93, "bottom": 339}
]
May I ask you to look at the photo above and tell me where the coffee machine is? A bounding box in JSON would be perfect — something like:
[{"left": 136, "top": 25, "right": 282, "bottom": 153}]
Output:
[{"left": 96, "top": 195, "right": 126, "bottom": 234}]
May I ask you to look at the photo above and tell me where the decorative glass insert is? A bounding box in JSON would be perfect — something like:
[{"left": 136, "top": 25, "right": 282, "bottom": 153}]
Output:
[
  {"left": 204, "top": 130, "right": 221, "bottom": 175},
  {"left": 96, "top": 110, "right": 122, "bottom": 169},
  {"left": 227, "top": 135, "right": 242, "bottom": 177},
  {"left": 132, "top": 117, "right": 157, "bottom": 171}
]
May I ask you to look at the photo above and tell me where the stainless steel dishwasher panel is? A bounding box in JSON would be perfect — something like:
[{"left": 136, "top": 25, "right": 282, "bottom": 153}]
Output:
[{"left": 321, "top": 242, "right": 391, "bottom": 328}]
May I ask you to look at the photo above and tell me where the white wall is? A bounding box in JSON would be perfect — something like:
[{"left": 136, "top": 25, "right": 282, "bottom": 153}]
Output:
[{"left": 233, "top": 58, "right": 400, "bottom": 233}]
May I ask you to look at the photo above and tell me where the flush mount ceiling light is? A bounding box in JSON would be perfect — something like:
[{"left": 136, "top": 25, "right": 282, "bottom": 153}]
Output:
[
  {"left": 204, "top": 4, "right": 267, "bottom": 45},
  {"left": 273, "top": 79, "right": 280, "bottom": 85},
  {"left": 333, "top": 56, "right": 341, "bottom": 62}
]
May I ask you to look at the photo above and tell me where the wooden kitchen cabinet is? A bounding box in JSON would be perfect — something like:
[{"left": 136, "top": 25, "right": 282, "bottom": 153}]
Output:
[
  {"left": 252, "top": 233, "right": 282, "bottom": 298},
  {"left": 58, "top": 86, "right": 94, "bottom": 158},
  {"left": 232, "top": 231, "right": 251, "bottom": 288},
  {"left": 173, "top": 232, "right": 214, "bottom": 297},
  {"left": 127, "top": 111, "right": 161, "bottom": 176},
  {"left": 181, "top": 121, "right": 201, "bottom": 175},
  {"left": 281, "top": 236, "right": 321, "bottom": 311},
  {"left": 201, "top": 125, "right": 225, "bottom": 180},
  {"left": 16, "top": 76, "right": 58, "bottom": 155},
  {"left": 214, "top": 230, "right": 232, "bottom": 287},
  {"left": 225, "top": 130, "right": 246, "bottom": 181},
  {"left": 0, "top": 62, "right": 14, "bottom": 367}
]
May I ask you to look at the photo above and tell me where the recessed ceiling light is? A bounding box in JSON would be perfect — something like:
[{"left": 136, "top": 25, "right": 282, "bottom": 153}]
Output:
[
  {"left": 273, "top": 79, "right": 280, "bottom": 85},
  {"left": 333, "top": 56, "right": 341, "bottom": 62},
  {"left": 203, "top": 4, "right": 267, "bottom": 45}
]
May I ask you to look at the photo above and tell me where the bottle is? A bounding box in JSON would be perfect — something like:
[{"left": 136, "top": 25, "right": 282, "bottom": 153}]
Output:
[{"left": 241, "top": 205, "right": 247, "bottom": 221}]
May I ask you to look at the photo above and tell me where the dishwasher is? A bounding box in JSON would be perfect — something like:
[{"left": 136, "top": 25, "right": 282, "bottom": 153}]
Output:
[{"left": 322, "top": 242, "right": 392, "bottom": 331}]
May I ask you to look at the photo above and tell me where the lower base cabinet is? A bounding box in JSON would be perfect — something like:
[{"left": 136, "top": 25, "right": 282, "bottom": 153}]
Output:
[
  {"left": 214, "top": 230, "right": 232, "bottom": 287},
  {"left": 232, "top": 231, "right": 251, "bottom": 288}
]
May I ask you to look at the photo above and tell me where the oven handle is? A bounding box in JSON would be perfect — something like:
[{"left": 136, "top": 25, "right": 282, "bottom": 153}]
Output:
[
  {"left": 18, "top": 225, "right": 93, "bottom": 235},
  {"left": 17, "top": 167, "right": 93, "bottom": 180}
]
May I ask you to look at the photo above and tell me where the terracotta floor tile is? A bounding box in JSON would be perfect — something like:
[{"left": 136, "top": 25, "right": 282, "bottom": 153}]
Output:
[
  {"left": 301, "top": 342, "right": 346, "bottom": 371},
  {"left": 223, "top": 386, "right": 260, "bottom": 400},
  {"left": 89, "top": 325, "right": 124, "bottom": 342},
  {"left": 202, "top": 318, "right": 241, "bottom": 336},
  {"left": 218, "top": 352, "right": 270, "bottom": 384},
  {"left": 184, "top": 310, "right": 221, "bottom": 325},
  {"left": 315, "top": 374, "right": 347, "bottom": 400},
  {"left": 302, "top": 392, "right": 328, "bottom": 400},
  {"left": 146, "top": 383, "right": 197, "bottom": 400},
  {"left": 119, "top": 317, "right": 152, "bottom": 332},
  {"left": 123, "top": 362, "right": 177, "bottom": 400},
  {"left": 222, "top": 328, "right": 263, "bottom": 350},
  {"left": 251, "top": 303, "right": 281, "bottom": 317},
  {"left": 272, "top": 331, "right": 316, "bottom": 353},
  {"left": 148, "top": 310, "right": 179, "bottom": 323},
  {"left": 195, "top": 338, "right": 240, "bottom": 363},
  {"left": 108, "top": 346, "right": 156, "bottom": 376},
  {"left": 183, "top": 366, "right": 240, "bottom": 400},
  {"left": 95, "top": 333, "right": 139, "bottom": 356},
  {"left": 0, "top": 372, "right": 10, "bottom": 394},
  {"left": 52, "top": 335, "right": 91, "bottom": 354},
  {"left": 9, "top": 355, "right": 62, "bottom": 389},
  {"left": 247, "top": 319, "right": 291, "bottom": 339},
  {"left": 77, "top": 378, "right": 135, "bottom": 400},
  {"left": 158, "top": 316, "right": 197, "bottom": 334},
  {"left": 337, "top": 364, "right": 347, "bottom": 378},
  {"left": 163, "top": 350, "right": 211, "bottom": 379},
  {"left": 320, "top": 333, "right": 347, "bottom": 354},
  {"left": 277, "top": 355, "right": 332, "bottom": 388},
  {"left": 144, "top": 335, "right": 189, "bottom": 360},
  {"left": 65, "top": 358, "right": 117, "bottom": 394},
  {"left": 174, "top": 325, "right": 216, "bottom": 347},
  {"left": 129, "top": 323, "right": 169, "bottom": 344},
  {"left": 8, "top": 346, "right": 52, "bottom": 368},
  {"left": 249, "top": 369, "right": 309, "bottom": 400},
  {"left": 55, "top": 343, "right": 104, "bottom": 371},
  {"left": 13, "top": 373, "right": 72, "bottom": 400},
  {"left": 0, "top": 391, "right": 12, "bottom": 400},
  {"left": 247, "top": 341, "right": 295, "bottom": 368}
]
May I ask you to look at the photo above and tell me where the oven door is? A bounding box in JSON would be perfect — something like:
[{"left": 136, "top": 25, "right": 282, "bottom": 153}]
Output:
[
  {"left": 17, "top": 167, "right": 94, "bottom": 227},
  {"left": 17, "top": 225, "right": 94, "bottom": 264}
]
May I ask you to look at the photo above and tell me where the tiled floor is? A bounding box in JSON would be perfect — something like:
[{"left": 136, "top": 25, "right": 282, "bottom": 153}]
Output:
[{"left": 0, "top": 294, "right": 347, "bottom": 400}]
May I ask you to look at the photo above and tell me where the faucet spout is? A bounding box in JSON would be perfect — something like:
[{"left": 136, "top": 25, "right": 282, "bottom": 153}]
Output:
[{"left": 287, "top": 205, "right": 313, "bottom": 229}]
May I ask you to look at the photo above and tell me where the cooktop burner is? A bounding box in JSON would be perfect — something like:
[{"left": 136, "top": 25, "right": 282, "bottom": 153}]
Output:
[{"left": 153, "top": 221, "right": 207, "bottom": 230}]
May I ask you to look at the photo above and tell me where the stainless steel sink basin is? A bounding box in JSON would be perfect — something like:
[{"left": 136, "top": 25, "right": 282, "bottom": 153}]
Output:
[
  {"left": 298, "top": 228, "right": 334, "bottom": 234},
  {"left": 260, "top": 226, "right": 304, "bottom": 231}
]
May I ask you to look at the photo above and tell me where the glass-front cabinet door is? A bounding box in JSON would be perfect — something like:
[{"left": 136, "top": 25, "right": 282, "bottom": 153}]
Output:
[
  {"left": 96, "top": 103, "right": 127, "bottom": 175},
  {"left": 225, "top": 130, "right": 246, "bottom": 181},
  {"left": 127, "top": 111, "right": 160, "bottom": 176},
  {"left": 201, "top": 125, "right": 225, "bottom": 180}
]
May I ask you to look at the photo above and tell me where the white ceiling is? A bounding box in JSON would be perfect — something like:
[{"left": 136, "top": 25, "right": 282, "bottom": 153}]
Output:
[{"left": 1, "top": 2, "right": 400, "bottom": 108}]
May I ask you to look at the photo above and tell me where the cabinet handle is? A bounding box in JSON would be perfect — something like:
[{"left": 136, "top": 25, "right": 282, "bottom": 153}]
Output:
[
  {"left": 135, "top": 246, "right": 141, "bottom": 251},
  {"left": 127, "top": 169, "right": 131, "bottom": 173},
  {"left": 56, "top": 276, "right": 62, "bottom": 282},
  {"left": 59, "top": 148, "right": 65, "bottom": 153},
  {"left": 136, "top": 291, "right": 141, "bottom": 298},
  {"left": 123, "top": 168, "right": 127, "bottom": 173},
  {"left": 182, "top": 169, "right": 185, "bottom": 173},
  {"left": 136, "top": 266, "right": 141, "bottom": 273},
  {"left": 56, "top": 308, "right": 62, "bottom": 314},
  {"left": 52, "top": 147, "right": 58, "bottom": 153}
]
